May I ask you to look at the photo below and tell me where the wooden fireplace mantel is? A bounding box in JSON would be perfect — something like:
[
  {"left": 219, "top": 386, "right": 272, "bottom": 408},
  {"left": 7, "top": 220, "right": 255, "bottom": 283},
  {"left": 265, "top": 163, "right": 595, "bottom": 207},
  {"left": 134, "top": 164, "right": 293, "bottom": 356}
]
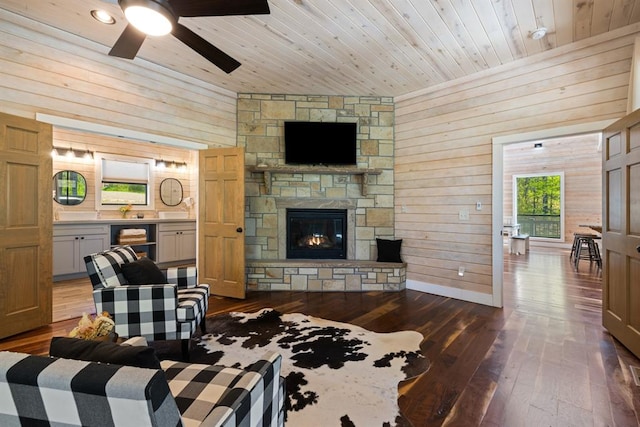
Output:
[{"left": 248, "top": 165, "right": 382, "bottom": 196}]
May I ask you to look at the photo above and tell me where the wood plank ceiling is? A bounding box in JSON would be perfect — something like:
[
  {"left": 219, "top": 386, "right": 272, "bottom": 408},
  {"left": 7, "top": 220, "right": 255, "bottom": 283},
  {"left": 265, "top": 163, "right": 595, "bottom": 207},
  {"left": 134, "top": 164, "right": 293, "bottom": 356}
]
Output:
[{"left": 2, "top": 0, "right": 640, "bottom": 97}]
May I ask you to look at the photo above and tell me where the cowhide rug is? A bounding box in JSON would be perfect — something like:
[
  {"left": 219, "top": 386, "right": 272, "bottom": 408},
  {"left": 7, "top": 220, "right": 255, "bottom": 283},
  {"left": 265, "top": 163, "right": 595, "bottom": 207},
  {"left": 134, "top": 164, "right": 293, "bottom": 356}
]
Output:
[{"left": 185, "top": 308, "right": 429, "bottom": 427}]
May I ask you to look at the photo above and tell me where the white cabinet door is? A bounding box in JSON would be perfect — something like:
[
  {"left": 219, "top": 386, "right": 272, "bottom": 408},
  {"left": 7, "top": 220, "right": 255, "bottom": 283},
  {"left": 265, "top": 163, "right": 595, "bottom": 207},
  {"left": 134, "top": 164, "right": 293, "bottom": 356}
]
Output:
[
  {"left": 78, "top": 234, "right": 110, "bottom": 268},
  {"left": 158, "top": 231, "right": 179, "bottom": 263},
  {"left": 53, "top": 224, "right": 110, "bottom": 278},
  {"left": 53, "top": 235, "right": 79, "bottom": 276},
  {"left": 179, "top": 230, "right": 197, "bottom": 260},
  {"left": 157, "top": 222, "right": 196, "bottom": 264}
]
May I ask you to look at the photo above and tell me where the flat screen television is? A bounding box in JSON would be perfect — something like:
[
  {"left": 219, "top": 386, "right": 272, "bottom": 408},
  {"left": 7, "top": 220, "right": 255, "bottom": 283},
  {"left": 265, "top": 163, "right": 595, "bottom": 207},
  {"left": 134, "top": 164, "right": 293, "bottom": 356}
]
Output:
[{"left": 284, "top": 121, "right": 357, "bottom": 165}]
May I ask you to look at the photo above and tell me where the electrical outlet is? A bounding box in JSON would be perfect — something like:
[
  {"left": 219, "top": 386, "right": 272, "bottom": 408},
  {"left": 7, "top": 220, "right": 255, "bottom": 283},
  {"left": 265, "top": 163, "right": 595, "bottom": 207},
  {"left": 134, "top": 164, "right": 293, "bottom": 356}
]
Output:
[
  {"left": 459, "top": 209, "right": 469, "bottom": 220},
  {"left": 401, "top": 205, "right": 407, "bottom": 213}
]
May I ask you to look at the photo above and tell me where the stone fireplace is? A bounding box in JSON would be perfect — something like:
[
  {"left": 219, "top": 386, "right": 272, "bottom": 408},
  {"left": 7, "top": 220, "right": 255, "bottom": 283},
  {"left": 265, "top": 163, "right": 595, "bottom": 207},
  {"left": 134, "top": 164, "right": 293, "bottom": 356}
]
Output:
[
  {"left": 240, "top": 93, "right": 405, "bottom": 291},
  {"left": 286, "top": 208, "right": 347, "bottom": 259}
]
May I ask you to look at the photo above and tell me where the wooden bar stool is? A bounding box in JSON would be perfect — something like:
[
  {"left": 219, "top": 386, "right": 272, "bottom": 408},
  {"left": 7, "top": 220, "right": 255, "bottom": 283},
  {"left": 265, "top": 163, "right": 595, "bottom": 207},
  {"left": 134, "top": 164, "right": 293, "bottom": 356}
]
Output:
[
  {"left": 570, "top": 233, "right": 595, "bottom": 262},
  {"left": 574, "top": 234, "right": 602, "bottom": 270}
]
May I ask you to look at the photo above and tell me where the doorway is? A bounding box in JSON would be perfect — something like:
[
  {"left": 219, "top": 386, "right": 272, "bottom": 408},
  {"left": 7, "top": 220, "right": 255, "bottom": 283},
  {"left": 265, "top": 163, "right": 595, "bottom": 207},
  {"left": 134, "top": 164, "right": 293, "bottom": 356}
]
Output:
[{"left": 491, "top": 120, "right": 613, "bottom": 307}]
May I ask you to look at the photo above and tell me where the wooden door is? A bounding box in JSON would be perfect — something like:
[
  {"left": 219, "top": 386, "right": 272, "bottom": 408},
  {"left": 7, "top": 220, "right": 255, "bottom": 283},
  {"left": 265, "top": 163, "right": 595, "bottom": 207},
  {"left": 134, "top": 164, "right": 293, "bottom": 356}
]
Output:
[
  {"left": 602, "top": 111, "right": 640, "bottom": 358},
  {"left": 0, "top": 113, "right": 52, "bottom": 339},
  {"left": 198, "top": 148, "right": 246, "bottom": 298}
]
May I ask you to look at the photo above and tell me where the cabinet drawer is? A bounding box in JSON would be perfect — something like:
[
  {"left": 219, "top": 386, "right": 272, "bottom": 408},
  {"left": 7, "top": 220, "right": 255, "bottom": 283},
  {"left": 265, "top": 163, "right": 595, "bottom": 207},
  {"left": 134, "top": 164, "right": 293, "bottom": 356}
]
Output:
[
  {"left": 158, "top": 222, "right": 196, "bottom": 232},
  {"left": 54, "top": 224, "right": 110, "bottom": 237}
]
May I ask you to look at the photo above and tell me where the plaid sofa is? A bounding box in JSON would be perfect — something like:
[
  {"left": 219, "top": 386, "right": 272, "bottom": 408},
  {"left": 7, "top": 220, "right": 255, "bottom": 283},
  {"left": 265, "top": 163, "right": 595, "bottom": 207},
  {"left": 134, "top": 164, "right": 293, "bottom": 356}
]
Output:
[
  {"left": 0, "top": 350, "right": 285, "bottom": 427},
  {"left": 84, "top": 245, "right": 209, "bottom": 360}
]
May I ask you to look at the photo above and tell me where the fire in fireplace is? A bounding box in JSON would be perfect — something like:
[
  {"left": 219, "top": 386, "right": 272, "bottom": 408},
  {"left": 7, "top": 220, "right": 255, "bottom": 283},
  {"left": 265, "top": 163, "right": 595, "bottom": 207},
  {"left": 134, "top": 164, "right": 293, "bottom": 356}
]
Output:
[{"left": 286, "top": 208, "right": 347, "bottom": 259}]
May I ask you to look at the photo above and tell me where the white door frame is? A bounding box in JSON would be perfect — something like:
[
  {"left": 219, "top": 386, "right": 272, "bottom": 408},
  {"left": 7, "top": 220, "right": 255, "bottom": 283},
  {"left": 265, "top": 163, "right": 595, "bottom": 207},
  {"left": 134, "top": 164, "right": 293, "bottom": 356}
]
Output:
[{"left": 490, "top": 120, "right": 615, "bottom": 308}]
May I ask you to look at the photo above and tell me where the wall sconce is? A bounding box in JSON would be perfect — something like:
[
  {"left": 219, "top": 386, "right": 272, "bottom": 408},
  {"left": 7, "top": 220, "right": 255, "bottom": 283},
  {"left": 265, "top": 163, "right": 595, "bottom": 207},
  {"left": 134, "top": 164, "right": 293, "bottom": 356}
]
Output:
[
  {"left": 52, "top": 146, "right": 94, "bottom": 162},
  {"left": 156, "top": 159, "right": 187, "bottom": 171}
]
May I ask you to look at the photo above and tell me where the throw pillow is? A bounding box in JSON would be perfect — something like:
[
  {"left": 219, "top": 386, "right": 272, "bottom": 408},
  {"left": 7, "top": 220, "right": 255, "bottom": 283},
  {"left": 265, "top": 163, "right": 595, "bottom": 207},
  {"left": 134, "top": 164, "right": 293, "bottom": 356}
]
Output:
[
  {"left": 376, "top": 238, "right": 403, "bottom": 263},
  {"left": 120, "top": 257, "right": 166, "bottom": 285},
  {"left": 49, "top": 337, "right": 161, "bottom": 369}
]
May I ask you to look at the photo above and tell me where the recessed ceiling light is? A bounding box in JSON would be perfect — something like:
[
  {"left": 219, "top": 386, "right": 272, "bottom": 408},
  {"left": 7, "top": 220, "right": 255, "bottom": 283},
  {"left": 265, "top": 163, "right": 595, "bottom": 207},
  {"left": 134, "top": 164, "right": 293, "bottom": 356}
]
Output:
[
  {"left": 530, "top": 27, "right": 548, "bottom": 40},
  {"left": 91, "top": 9, "right": 116, "bottom": 25}
]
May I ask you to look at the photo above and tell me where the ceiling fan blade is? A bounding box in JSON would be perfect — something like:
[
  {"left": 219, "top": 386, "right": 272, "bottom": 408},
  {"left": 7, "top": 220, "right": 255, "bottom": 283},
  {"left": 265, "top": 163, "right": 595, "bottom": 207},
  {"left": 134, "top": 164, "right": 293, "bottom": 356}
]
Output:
[
  {"left": 169, "top": 0, "right": 270, "bottom": 17},
  {"left": 108, "top": 23, "right": 146, "bottom": 59},
  {"left": 172, "top": 23, "right": 241, "bottom": 73}
]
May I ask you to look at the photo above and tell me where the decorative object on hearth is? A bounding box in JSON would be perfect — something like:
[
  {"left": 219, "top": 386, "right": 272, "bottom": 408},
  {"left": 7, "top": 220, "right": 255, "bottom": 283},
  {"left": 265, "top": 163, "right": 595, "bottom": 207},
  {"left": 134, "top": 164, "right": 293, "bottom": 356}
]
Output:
[
  {"left": 68, "top": 311, "right": 116, "bottom": 341},
  {"left": 179, "top": 308, "right": 429, "bottom": 427},
  {"left": 107, "top": 0, "right": 271, "bottom": 74},
  {"left": 376, "top": 238, "right": 403, "bottom": 262}
]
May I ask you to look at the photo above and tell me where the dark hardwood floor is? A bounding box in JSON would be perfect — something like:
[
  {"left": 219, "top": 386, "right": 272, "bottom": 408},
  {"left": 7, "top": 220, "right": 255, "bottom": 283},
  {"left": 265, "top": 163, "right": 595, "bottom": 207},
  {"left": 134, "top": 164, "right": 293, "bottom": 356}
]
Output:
[{"left": 1, "top": 247, "right": 639, "bottom": 426}]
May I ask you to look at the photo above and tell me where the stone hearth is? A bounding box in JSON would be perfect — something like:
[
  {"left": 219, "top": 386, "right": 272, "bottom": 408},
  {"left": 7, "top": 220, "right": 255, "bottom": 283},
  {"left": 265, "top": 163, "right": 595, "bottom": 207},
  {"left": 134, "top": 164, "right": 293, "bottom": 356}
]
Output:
[{"left": 246, "top": 259, "right": 406, "bottom": 292}]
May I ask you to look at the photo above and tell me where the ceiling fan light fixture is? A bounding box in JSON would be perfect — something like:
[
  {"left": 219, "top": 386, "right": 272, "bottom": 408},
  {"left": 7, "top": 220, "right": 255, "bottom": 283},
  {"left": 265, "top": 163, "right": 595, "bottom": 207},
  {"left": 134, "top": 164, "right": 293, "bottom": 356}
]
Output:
[{"left": 121, "top": 0, "right": 174, "bottom": 36}]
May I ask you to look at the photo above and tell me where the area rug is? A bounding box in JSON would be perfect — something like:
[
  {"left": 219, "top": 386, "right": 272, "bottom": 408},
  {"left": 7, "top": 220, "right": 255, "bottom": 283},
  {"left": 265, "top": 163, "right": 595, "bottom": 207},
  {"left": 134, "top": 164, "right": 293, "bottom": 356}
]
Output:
[{"left": 187, "top": 308, "right": 429, "bottom": 427}]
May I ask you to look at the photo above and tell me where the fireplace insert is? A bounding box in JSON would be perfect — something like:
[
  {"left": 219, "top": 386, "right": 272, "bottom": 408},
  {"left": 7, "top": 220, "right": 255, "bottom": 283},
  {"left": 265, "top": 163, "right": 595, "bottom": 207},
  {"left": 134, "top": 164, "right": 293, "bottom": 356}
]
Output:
[{"left": 286, "top": 208, "right": 347, "bottom": 259}]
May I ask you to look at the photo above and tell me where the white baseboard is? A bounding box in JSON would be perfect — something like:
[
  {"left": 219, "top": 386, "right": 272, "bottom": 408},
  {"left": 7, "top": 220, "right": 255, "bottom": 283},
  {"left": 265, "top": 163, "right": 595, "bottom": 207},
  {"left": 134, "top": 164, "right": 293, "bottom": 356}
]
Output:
[{"left": 406, "top": 279, "right": 497, "bottom": 307}]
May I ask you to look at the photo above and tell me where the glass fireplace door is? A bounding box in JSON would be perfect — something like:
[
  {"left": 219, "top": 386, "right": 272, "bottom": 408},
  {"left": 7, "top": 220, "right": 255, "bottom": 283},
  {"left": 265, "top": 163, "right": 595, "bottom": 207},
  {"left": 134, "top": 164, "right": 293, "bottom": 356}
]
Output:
[{"left": 286, "top": 208, "right": 347, "bottom": 259}]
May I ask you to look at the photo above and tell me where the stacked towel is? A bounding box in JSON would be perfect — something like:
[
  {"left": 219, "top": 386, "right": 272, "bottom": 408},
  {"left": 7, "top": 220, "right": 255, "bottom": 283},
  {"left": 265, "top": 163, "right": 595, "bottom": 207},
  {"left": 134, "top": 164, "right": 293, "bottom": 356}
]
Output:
[{"left": 118, "top": 228, "right": 147, "bottom": 244}]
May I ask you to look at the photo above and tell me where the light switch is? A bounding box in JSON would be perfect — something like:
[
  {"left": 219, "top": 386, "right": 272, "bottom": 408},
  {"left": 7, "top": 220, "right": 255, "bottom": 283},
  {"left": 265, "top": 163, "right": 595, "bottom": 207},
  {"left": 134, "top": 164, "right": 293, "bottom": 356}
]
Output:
[{"left": 476, "top": 201, "right": 482, "bottom": 211}]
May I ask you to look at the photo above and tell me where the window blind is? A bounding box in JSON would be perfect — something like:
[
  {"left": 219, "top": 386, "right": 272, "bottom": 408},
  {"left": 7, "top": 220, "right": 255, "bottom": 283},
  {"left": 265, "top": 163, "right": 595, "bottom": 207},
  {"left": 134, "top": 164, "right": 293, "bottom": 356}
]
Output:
[{"left": 102, "top": 158, "right": 149, "bottom": 183}]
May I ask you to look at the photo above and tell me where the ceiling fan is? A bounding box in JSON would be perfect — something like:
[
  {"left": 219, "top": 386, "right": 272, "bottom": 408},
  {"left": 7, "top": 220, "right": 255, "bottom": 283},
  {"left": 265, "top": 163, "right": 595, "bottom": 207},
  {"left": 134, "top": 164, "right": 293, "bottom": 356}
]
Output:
[{"left": 107, "top": 0, "right": 270, "bottom": 73}]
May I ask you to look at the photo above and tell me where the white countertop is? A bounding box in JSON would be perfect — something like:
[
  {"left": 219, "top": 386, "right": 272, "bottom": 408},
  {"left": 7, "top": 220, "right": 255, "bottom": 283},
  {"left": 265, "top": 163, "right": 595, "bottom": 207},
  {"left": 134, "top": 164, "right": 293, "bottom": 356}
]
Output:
[{"left": 54, "top": 218, "right": 196, "bottom": 225}]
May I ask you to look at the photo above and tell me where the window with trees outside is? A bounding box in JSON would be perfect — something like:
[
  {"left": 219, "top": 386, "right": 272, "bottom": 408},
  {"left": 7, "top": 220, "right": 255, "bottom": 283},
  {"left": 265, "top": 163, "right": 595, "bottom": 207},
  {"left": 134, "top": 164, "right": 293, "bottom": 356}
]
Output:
[
  {"left": 96, "top": 153, "right": 154, "bottom": 209},
  {"left": 513, "top": 172, "right": 564, "bottom": 240}
]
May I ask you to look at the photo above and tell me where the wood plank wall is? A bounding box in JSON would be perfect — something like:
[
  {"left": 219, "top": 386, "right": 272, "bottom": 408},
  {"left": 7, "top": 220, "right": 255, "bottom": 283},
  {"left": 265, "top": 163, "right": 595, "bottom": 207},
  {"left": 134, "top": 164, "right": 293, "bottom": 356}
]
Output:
[
  {"left": 0, "top": 9, "right": 237, "bottom": 147},
  {"left": 503, "top": 134, "right": 602, "bottom": 245},
  {"left": 394, "top": 24, "right": 638, "bottom": 301},
  {"left": 52, "top": 128, "right": 197, "bottom": 220}
]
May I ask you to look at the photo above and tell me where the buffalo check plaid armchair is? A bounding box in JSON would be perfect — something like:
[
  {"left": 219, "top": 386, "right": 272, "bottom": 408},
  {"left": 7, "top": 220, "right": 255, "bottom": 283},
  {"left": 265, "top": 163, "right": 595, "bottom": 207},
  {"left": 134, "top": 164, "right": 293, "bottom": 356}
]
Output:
[
  {"left": 84, "top": 245, "right": 209, "bottom": 360},
  {"left": 0, "top": 349, "right": 286, "bottom": 426}
]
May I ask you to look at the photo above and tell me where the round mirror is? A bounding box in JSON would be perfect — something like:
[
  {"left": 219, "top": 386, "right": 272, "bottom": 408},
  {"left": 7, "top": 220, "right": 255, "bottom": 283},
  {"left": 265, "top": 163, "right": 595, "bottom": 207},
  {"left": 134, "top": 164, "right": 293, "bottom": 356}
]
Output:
[
  {"left": 52, "top": 170, "right": 87, "bottom": 205},
  {"left": 160, "top": 178, "right": 183, "bottom": 206}
]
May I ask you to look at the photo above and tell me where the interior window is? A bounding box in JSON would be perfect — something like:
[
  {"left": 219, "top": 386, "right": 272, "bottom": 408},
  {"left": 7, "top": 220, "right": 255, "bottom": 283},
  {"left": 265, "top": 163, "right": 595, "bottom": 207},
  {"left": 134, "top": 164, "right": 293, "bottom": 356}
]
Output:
[{"left": 96, "top": 154, "right": 154, "bottom": 209}]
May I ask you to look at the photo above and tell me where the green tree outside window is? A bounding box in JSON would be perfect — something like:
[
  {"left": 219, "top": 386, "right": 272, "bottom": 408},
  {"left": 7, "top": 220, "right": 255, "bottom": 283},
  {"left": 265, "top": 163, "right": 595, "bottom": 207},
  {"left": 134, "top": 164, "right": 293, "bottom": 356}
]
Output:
[{"left": 515, "top": 174, "right": 563, "bottom": 239}]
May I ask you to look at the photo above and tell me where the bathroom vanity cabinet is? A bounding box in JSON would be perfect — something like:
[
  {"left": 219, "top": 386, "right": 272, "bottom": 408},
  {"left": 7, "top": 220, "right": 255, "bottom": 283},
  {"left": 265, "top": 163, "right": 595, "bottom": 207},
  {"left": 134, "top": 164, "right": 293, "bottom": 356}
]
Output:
[{"left": 53, "top": 219, "right": 196, "bottom": 281}]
